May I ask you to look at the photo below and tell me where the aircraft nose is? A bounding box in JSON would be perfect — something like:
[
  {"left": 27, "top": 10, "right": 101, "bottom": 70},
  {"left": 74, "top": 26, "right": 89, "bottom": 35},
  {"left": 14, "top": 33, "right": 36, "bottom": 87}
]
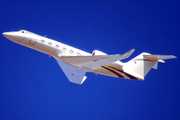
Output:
[
  {"left": 3, "top": 32, "right": 8, "bottom": 36},
  {"left": 3, "top": 32, "right": 14, "bottom": 38},
  {"left": 2, "top": 32, "right": 24, "bottom": 42}
]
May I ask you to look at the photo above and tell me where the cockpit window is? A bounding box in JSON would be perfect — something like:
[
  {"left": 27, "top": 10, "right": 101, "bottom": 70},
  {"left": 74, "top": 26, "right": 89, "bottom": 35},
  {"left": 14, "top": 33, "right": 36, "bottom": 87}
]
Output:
[
  {"left": 17, "top": 30, "right": 39, "bottom": 36},
  {"left": 17, "top": 30, "right": 24, "bottom": 33}
]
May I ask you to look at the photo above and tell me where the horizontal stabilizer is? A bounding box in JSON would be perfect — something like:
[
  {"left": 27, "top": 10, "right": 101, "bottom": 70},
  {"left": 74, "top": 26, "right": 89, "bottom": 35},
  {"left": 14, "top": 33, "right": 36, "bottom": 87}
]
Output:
[{"left": 144, "top": 55, "right": 177, "bottom": 63}]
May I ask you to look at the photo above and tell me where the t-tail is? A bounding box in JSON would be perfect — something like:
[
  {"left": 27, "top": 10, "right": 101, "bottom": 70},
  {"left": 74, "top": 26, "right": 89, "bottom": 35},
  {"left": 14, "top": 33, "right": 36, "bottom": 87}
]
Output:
[{"left": 122, "top": 52, "right": 177, "bottom": 80}]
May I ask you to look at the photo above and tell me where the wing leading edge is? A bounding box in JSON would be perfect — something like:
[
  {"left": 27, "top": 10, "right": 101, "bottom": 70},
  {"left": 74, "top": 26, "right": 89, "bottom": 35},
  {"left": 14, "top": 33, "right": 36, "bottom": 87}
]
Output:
[{"left": 58, "top": 49, "right": 135, "bottom": 69}]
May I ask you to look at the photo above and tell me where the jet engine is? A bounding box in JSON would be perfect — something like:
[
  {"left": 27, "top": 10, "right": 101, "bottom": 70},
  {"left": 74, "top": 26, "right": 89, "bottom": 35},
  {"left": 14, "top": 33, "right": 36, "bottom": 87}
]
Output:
[{"left": 92, "top": 50, "right": 107, "bottom": 56}]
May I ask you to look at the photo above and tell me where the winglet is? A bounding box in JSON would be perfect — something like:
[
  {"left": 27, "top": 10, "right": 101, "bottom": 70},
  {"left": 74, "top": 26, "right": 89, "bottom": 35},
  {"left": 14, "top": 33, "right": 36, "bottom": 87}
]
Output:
[{"left": 122, "top": 49, "right": 135, "bottom": 58}]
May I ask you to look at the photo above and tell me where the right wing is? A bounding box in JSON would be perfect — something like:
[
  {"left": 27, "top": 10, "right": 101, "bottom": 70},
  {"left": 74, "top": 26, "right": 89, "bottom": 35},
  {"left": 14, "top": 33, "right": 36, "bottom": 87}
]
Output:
[{"left": 58, "top": 49, "right": 135, "bottom": 69}]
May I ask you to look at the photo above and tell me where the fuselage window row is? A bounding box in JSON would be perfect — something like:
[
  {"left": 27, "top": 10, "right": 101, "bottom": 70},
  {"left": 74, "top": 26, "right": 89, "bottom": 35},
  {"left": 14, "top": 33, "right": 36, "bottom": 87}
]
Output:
[{"left": 41, "top": 40, "right": 81, "bottom": 56}]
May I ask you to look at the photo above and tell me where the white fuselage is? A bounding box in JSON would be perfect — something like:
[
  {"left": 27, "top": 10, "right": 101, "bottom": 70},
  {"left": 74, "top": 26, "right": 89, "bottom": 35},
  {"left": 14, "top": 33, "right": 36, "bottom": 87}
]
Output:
[
  {"left": 3, "top": 30, "right": 125, "bottom": 78},
  {"left": 5, "top": 30, "right": 91, "bottom": 58}
]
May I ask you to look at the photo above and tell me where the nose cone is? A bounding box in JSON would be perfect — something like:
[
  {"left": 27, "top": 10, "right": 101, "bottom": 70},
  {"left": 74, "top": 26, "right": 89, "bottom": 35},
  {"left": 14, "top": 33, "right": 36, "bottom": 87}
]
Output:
[
  {"left": 2, "top": 32, "right": 24, "bottom": 42},
  {"left": 3, "top": 32, "right": 13, "bottom": 39}
]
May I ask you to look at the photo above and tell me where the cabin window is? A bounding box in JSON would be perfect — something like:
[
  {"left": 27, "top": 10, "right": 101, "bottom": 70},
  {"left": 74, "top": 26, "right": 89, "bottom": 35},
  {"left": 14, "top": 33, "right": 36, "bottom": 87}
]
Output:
[
  {"left": 21, "top": 31, "right": 24, "bottom": 33},
  {"left": 55, "top": 45, "right": 59, "bottom": 48},
  {"left": 41, "top": 40, "right": 45, "bottom": 43},
  {"left": 63, "top": 47, "right": 66, "bottom": 50},
  {"left": 70, "top": 50, "right": 74, "bottom": 54},
  {"left": 48, "top": 42, "right": 52, "bottom": 45},
  {"left": 77, "top": 53, "right": 81, "bottom": 56}
]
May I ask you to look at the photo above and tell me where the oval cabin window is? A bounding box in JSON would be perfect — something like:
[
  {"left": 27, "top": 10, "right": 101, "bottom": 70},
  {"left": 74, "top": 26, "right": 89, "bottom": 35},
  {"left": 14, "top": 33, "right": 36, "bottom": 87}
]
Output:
[
  {"left": 70, "top": 50, "right": 74, "bottom": 54},
  {"left": 41, "top": 40, "right": 45, "bottom": 43},
  {"left": 63, "top": 47, "right": 66, "bottom": 50},
  {"left": 48, "top": 42, "right": 52, "bottom": 45},
  {"left": 77, "top": 53, "right": 81, "bottom": 56}
]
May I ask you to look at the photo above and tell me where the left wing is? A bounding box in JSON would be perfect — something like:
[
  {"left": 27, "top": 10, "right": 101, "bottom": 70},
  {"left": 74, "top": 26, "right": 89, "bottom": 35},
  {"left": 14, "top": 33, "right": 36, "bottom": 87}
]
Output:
[
  {"left": 58, "top": 49, "right": 135, "bottom": 69},
  {"left": 55, "top": 58, "right": 87, "bottom": 84}
]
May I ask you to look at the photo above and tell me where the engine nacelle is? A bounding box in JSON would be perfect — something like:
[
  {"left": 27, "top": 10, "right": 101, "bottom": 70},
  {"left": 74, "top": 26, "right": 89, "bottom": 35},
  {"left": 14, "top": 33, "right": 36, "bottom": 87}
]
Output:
[{"left": 92, "top": 50, "right": 107, "bottom": 56}]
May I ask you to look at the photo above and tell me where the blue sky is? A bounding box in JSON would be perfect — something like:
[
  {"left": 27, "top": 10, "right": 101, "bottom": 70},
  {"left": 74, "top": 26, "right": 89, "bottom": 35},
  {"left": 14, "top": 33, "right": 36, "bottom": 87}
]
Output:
[{"left": 0, "top": 0, "right": 179, "bottom": 120}]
